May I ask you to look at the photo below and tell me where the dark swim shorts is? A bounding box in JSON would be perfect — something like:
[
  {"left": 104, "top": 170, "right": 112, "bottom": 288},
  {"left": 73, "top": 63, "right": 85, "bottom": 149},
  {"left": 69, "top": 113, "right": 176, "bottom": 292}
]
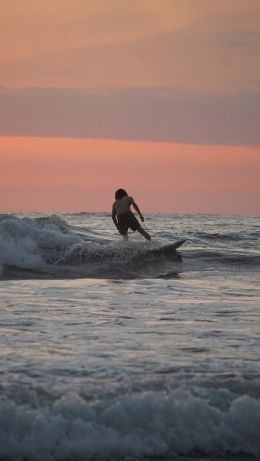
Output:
[{"left": 117, "top": 211, "right": 140, "bottom": 235}]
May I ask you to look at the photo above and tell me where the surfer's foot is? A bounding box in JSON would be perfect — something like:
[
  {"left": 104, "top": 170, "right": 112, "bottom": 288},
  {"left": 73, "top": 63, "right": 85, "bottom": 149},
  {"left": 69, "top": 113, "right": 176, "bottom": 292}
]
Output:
[
  {"left": 123, "top": 233, "right": 128, "bottom": 241},
  {"left": 143, "top": 230, "right": 151, "bottom": 240}
]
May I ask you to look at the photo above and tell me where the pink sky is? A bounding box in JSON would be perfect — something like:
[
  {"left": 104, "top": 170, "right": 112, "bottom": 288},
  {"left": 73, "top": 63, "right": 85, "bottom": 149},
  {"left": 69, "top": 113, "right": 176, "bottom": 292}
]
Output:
[
  {"left": 0, "top": 1, "right": 259, "bottom": 214},
  {"left": 1, "top": 137, "right": 259, "bottom": 215}
]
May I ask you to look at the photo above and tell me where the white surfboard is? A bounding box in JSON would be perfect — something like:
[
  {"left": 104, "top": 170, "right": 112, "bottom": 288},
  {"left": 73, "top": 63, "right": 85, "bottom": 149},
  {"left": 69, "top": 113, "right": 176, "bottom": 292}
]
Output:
[{"left": 148, "top": 239, "right": 186, "bottom": 255}]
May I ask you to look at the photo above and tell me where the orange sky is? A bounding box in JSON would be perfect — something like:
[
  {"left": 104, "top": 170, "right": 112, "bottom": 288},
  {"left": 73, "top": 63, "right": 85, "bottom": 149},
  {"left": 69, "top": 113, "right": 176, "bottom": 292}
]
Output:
[
  {"left": 0, "top": 1, "right": 259, "bottom": 214},
  {"left": 1, "top": 137, "right": 259, "bottom": 215},
  {"left": 1, "top": 0, "right": 260, "bottom": 91}
]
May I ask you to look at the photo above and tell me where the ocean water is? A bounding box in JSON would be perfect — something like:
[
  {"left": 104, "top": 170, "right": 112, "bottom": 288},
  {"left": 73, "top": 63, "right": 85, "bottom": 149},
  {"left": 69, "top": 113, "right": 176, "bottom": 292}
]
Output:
[{"left": 0, "top": 212, "right": 260, "bottom": 461}]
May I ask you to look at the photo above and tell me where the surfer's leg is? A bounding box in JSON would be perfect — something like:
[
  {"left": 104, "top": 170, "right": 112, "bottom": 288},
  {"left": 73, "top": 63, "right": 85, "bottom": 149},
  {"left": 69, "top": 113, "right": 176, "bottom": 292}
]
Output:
[
  {"left": 127, "top": 212, "right": 151, "bottom": 240},
  {"left": 117, "top": 213, "right": 128, "bottom": 239},
  {"left": 137, "top": 225, "right": 151, "bottom": 240}
]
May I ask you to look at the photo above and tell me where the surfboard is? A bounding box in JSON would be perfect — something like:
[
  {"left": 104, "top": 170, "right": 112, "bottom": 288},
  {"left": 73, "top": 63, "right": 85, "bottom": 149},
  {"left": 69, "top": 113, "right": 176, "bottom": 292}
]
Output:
[{"left": 148, "top": 239, "right": 186, "bottom": 256}]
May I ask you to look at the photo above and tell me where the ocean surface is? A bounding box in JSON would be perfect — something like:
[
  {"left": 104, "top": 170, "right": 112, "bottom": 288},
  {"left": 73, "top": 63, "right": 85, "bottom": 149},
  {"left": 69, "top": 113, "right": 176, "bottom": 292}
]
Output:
[{"left": 0, "top": 212, "right": 260, "bottom": 461}]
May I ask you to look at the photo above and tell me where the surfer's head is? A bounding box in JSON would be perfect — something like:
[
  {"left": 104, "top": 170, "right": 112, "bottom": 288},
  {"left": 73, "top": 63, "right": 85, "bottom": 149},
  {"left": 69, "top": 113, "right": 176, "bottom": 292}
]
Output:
[{"left": 115, "top": 188, "right": 128, "bottom": 200}]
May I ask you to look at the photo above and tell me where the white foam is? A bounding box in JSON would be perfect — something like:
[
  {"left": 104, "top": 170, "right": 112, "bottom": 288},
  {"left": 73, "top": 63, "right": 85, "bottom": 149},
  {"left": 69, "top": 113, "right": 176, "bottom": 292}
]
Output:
[
  {"left": 61, "top": 237, "right": 172, "bottom": 267},
  {"left": 0, "top": 214, "right": 81, "bottom": 274},
  {"left": 0, "top": 390, "right": 260, "bottom": 460},
  {"left": 0, "top": 214, "right": 169, "bottom": 276}
]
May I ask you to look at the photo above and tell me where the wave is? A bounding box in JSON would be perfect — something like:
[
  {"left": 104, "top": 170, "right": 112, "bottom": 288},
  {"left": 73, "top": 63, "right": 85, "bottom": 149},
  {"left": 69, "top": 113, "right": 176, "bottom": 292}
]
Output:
[
  {"left": 0, "top": 388, "right": 259, "bottom": 460},
  {"left": 0, "top": 214, "right": 81, "bottom": 277},
  {"left": 0, "top": 214, "right": 259, "bottom": 280},
  {"left": 0, "top": 214, "right": 183, "bottom": 279},
  {"left": 0, "top": 215, "right": 187, "bottom": 278},
  {"left": 196, "top": 230, "right": 260, "bottom": 241},
  {"left": 185, "top": 248, "right": 260, "bottom": 270}
]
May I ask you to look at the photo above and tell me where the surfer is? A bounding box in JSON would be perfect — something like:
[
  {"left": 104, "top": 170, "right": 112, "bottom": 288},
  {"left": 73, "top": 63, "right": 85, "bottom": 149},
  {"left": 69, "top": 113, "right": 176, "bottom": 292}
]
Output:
[{"left": 112, "top": 189, "right": 151, "bottom": 241}]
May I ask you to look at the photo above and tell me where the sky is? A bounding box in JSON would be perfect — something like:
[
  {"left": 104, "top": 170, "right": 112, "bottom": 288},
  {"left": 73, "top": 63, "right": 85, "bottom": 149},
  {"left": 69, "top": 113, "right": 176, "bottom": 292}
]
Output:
[{"left": 0, "top": 0, "right": 260, "bottom": 214}]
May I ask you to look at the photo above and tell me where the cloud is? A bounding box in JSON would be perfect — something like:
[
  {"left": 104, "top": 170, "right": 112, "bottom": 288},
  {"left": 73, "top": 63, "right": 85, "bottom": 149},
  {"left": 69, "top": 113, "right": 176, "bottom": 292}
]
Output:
[
  {"left": 0, "top": 87, "right": 259, "bottom": 146},
  {"left": 0, "top": 1, "right": 188, "bottom": 60},
  {"left": 1, "top": 2, "right": 259, "bottom": 92},
  {"left": 217, "top": 29, "right": 260, "bottom": 49}
]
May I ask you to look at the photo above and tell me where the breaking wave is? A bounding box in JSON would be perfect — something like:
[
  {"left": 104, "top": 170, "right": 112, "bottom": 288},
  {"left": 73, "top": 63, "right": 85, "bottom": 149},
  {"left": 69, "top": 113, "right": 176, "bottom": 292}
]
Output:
[
  {"left": 0, "top": 214, "right": 259, "bottom": 280},
  {"left": 0, "top": 214, "right": 182, "bottom": 279}
]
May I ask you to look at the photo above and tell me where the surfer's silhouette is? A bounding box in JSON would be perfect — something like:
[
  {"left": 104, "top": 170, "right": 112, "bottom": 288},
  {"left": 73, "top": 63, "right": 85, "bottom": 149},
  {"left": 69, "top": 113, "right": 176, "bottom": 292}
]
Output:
[{"left": 112, "top": 189, "right": 151, "bottom": 241}]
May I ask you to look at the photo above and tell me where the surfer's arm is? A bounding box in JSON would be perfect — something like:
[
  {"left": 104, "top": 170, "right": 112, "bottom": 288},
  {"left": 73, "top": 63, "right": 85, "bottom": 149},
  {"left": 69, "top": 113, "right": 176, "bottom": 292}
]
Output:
[
  {"left": 112, "top": 206, "right": 119, "bottom": 230},
  {"left": 132, "top": 200, "right": 144, "bottom": 222}
]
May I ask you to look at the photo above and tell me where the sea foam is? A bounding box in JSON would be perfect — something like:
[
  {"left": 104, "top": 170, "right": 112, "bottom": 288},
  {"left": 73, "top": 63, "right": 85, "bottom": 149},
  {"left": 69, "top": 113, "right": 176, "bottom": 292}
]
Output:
[
  {"left": 0, "top": 390, "right": 260, "bottom": 460},
  {"left": 0, "top": 214, "right": 169, "bottom": 278}
]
